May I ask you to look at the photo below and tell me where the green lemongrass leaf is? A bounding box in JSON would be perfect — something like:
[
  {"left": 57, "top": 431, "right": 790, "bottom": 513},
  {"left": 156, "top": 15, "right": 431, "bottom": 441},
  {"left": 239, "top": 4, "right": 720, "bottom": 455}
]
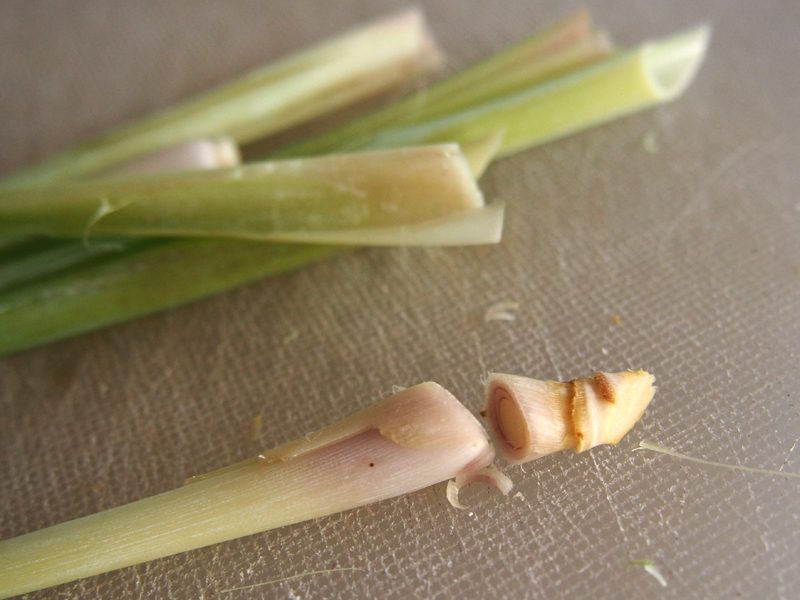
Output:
[
  {"left": 0, "top": 240, "right": 343, "bottom": 355},
  {"left": 0, "top": 145, "right": 484, "bottom": 242},
  {"left": 1, "top": 9, "right": 440, "bottom": 187},
  {"left": 0, "top": 133, "right": 499, "bottom": 299}
]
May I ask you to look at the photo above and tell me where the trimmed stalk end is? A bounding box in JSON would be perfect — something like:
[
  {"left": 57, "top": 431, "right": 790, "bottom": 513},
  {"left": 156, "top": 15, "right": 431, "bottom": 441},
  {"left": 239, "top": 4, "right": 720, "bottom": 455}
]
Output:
[
  {"left": 643, "top": 24, "right": 711, "bottom": 101},
  {"left": 484, "top": 370, "right": 656, "bottom": 463}
]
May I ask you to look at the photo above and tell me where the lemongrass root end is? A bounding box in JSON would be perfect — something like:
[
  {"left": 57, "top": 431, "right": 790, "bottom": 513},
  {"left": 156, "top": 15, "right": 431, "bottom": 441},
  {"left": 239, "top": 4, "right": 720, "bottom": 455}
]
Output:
[{"left": 485, "top": 370, "right": 655, "bottom": 463}]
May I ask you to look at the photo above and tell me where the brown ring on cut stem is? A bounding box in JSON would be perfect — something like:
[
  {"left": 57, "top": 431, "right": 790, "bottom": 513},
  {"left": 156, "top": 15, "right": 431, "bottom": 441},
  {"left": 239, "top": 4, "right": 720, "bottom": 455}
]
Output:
[{"left": 484, "top": 370, "right": 655, "bottom": 464}]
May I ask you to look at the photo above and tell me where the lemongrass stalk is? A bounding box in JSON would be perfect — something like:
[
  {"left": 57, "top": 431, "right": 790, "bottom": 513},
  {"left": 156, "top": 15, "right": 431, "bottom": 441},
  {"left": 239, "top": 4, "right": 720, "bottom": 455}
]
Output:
[
  {"left": 1, "top": 9, "right": 440, "bottom": 188},
  {"left": 0, "top": 138, "right": 242, "bottom": 292},
  {"left": 484, "top": 371, "right": 655, "bottom": 463},
  {"left": 0, "top": 240, "right": 342, "bottom": 355},
  {"left": 0, "top": 383, "right": 495, "bottom": 598},
  {"left": 0, "top": 138, "right": 498, "bottom": 293},
  {"left": 274, "top": 10, "right": 613, "bottom": 158},
  {"left": 347, "top": 26, "right": 711, "bottom": 156},
  {"left": 0, "top": 237, "right": 145, "bottom": 293},
  {"left": 0, "top": 146, "right": 484, "bottom": 242}
]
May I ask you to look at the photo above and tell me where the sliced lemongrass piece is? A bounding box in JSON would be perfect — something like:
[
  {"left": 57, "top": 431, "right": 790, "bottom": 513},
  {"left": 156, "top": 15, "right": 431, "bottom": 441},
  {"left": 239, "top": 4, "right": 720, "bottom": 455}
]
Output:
[
  {"left": 1, "top": 9, "right": 441, "bottom": 187},
  {"left": 630, "top": 560, "right": 668, "bottom": 587},
  {"left": 0, "top": 383, "right": 494, "bottom": 598},
  {"left": 276, "top": 10, "right": 614, "bottom": 157},
  {"left": 461, "top": 131, "right": 505, "bottom": 177},
  {"left": 361, "top": 26, "right": 710, "bottom": 156},
  {"left": 0, "top": 145, "right": 483, "bottom": 241},
  {"left": 409, "top": 27, "right": 613, "bottom": 124},
  {"left": 484, "top": 370, "right": 656, "bottom": 463},
  {"left": 104, "top": 137, "right": 240, "bottom": 176}
]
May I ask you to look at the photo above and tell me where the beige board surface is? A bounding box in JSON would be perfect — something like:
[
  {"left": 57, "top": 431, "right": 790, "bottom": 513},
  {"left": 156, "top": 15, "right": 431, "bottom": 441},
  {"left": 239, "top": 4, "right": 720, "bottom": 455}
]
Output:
[{"left": 1, "top": 1, "right": 798, "bottom": 598}]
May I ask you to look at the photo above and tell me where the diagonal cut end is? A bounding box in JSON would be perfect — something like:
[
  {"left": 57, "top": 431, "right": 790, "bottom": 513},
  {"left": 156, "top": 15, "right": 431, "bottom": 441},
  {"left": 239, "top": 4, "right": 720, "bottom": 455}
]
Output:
[{"left": 643, "top": 25, "right": 711, "bottom": 101}]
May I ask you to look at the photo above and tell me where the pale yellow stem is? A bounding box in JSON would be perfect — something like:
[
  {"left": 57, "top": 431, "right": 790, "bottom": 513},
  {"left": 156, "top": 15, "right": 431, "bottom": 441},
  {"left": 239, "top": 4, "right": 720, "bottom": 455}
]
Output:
[{"left": 0, "top": 383, "right": 493, "bottom": 598}]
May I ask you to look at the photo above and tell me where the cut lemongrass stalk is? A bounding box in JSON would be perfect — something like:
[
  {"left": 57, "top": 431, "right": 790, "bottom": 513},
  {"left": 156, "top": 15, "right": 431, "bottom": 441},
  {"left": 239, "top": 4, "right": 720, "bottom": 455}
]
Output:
[
  {"left": 401, "top": 28, "right": 613, "bottom": 125},
  {"left": 0, "top": 138, "right": 243, "bottom": 292},
  {"left": 0, "top": 145, "right": 484, "bottom": 242},
  {"left": 275, "top": 10, "right": 614, "bottom": 158},
  {"left": 484, "top": 371, "right": 656, "bottom": 463},
  {"left": 1, "top": 9, "right": 441, "bottom": 187},
  {"left": 0, "top": 205, "right": 503, "bottom": 296},
  {"left": 0, "top": 240, "right": 342, "bottom": 356},
  {"left": 0, "top": 383, "right": 495, "bottom": 598},
  {"left": 357, "top": 26, "right": 711, "bottom": 156},
  {"left": 0, "top": 133, "right": 497, "bottom": 292}
]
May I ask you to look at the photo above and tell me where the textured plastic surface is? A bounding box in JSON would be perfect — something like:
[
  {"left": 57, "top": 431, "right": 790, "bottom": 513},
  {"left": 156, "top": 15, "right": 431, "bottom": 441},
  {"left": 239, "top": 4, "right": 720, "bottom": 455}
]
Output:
[{"left": 1, "top": 1, "right": 798, "bottom": 598}]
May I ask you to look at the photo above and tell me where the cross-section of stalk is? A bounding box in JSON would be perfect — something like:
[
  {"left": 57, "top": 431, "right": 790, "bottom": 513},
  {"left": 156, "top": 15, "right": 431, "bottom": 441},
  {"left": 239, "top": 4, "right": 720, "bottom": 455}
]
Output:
[
  {"left": 0, "top": 383, "right": 494, "bottom": 598},
  {"left": 484, "top": 370, "right": 656, "bottom": 463}
]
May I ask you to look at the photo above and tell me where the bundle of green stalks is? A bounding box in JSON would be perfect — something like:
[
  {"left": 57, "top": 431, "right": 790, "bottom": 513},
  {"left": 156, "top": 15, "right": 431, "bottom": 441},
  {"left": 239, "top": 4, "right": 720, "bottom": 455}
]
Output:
[{"left": 0, "top": 9, "right": 710, "bottom": 355}]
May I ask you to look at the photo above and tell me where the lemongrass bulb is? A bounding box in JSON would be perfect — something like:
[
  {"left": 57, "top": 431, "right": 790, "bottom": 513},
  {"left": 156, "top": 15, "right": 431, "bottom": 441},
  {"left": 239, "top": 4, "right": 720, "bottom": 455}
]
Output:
[{"left": 484, "top": 370, "right": 655, "bottom": 463}]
